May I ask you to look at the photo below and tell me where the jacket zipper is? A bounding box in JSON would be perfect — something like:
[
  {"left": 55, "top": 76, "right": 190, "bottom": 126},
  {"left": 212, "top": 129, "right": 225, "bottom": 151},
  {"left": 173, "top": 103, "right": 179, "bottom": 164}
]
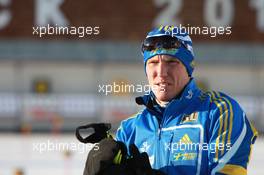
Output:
[
  {"left": 168, "top": 132, "right": 174, "bottom": 167},
  {"left": 157, "top": 122, "right": 162, "bottom": 168},
  {"left": 146, "top": 108, "right": 166, "bottom": 168},
  {"left": 157, "top": 112, "right": 166, "bottom": 168}
]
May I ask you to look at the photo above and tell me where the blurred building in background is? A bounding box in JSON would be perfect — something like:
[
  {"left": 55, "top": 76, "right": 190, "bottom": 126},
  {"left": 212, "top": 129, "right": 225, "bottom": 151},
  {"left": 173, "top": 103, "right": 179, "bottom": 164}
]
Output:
[{"left": 0, "top": 0, "right": 263, "bottom": 133}]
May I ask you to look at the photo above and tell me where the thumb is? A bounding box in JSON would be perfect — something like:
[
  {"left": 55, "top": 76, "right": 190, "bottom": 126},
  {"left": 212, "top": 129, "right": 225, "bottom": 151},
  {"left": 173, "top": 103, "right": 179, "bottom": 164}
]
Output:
[{"left": 129, "top": 144, "right": 140, "bottom": 157}]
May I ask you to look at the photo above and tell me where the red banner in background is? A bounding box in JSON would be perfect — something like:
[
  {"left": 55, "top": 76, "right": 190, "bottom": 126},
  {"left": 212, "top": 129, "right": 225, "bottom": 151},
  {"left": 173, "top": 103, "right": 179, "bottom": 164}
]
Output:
[{"left": 0, "top": 0, "right": 263, "bottom": 41}]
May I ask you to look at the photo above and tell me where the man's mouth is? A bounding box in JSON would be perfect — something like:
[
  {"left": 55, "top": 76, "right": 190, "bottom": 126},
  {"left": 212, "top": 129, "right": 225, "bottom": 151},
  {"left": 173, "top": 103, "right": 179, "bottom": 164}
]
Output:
[
  {"left": 154, "top": 83, "right": 172, "bottom": 92},
  {"left": 155, "top": 82, "right": 170, "bottom": 86}
]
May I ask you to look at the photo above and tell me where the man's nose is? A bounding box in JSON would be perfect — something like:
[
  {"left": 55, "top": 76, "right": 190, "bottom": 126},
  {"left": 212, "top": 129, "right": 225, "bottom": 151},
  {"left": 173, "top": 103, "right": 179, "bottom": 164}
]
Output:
[{"left": 157, "top": 61, "right": 168, "bottom": 77}]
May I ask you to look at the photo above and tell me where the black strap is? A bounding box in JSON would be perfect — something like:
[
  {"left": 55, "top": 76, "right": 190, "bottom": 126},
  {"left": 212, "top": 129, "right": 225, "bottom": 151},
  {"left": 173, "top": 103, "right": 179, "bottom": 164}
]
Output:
[{"left": 75, "top": 123, "right": 111, "bottom": 144}]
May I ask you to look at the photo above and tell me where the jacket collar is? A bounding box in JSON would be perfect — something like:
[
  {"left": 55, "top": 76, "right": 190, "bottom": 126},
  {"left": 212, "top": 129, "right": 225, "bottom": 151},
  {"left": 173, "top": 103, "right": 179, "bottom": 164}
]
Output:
[{"left": 135, "top": 78, "right": 200, "bottom": 116}]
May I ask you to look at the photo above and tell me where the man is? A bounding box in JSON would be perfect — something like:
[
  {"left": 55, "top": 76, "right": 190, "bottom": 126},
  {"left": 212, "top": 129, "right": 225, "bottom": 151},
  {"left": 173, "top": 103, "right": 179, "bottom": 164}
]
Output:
[{"left": 115, "top": 25, "right": 258, "bottom": 175}]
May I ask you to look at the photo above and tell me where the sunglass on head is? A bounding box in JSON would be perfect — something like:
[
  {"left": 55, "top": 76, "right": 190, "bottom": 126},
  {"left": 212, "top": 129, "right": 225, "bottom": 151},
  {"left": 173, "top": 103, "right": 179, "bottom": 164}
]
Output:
[{"left": 141, "top": 36, "right": 186, "bottom": 53}]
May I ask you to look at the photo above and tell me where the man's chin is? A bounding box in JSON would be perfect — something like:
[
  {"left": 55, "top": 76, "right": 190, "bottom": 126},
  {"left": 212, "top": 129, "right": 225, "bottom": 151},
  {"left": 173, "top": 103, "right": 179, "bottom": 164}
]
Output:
[{"left": 155, "top": 94, "right": 173, "bottom": 103}]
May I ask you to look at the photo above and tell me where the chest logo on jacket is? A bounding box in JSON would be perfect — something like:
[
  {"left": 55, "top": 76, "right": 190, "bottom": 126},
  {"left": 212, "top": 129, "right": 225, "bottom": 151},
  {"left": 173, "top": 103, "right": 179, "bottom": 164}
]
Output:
[
  {"left": 181, "top": 112, "right": 199, "bottom": 124},
  {"left": 170, "top": 133, "right": 198, "bottom": 163}
]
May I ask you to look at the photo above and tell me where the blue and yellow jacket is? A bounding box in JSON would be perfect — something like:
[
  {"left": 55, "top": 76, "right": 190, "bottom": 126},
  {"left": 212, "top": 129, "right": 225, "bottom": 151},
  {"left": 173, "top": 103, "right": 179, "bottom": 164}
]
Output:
[{"left": 116, "top": 79, "right": 258, "bottom": 175}]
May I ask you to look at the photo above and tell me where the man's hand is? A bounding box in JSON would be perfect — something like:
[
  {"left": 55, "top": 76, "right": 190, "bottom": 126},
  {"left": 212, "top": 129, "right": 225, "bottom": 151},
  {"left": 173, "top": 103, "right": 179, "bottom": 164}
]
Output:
[
  {"left": 83, "top": 138, "right": 127, "bottom": 175},
  {"left": 126, "top": 144, "right": 166, "bottom": 175}
]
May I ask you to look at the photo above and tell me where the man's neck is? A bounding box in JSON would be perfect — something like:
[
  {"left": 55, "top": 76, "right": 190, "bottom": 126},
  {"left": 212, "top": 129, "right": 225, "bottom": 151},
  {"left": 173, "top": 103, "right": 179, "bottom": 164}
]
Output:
[{"left": 155, "top": 98, "right": 169, "bottom": 107}]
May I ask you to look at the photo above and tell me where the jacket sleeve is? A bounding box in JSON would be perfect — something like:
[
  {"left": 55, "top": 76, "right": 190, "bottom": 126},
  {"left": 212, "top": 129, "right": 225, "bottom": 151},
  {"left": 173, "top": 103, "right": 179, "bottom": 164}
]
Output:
[
  {"left": 115, "top": 120, "right": 128, "bottom": 143},
  {"left": 208, "top": 93, "right": 258, "bottom": 175},
  {"left": 115, "top": 114, "right": 138, "bottom": 147}
]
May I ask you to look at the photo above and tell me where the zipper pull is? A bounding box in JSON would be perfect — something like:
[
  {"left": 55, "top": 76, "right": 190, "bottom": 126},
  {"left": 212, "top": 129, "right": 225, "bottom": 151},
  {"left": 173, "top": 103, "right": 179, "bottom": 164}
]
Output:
[{"left": 158, "top": 127, "right": 162, "bottom": 140}]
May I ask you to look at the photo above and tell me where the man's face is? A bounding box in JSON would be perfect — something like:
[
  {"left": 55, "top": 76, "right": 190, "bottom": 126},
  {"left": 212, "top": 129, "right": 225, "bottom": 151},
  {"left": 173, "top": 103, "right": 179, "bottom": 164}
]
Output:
[{"left": 146, "top": 54, "right": 190, "bottom": 103}]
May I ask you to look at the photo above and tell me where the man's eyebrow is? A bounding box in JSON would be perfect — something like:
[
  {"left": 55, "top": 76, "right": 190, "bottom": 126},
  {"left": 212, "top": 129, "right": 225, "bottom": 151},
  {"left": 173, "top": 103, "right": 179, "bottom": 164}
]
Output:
[
  {"left": 147, "top": 58, "right": 158, "bottom": 62},
  {"left": 164, "top": 57, "right": 179, "bottom": 62}
]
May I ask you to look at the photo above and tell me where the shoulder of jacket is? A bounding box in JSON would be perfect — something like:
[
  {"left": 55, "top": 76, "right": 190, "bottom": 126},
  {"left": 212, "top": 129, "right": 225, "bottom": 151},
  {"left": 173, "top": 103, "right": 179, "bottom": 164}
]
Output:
[
  {"left": 120, "top": 109, "right": 144, "bottom": 125},
  {"left": 205, "top": 90, "right": 242, "bottom": 113},
  {"left": 117, "top": 109, "right": 146, "bottom": 134}
]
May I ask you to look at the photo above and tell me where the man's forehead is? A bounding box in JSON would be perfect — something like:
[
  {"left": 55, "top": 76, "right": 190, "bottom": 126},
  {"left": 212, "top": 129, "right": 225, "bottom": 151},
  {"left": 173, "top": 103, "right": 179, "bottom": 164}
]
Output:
[{"left": 148, "top": 55, "right": 180, "bottom": 61}]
